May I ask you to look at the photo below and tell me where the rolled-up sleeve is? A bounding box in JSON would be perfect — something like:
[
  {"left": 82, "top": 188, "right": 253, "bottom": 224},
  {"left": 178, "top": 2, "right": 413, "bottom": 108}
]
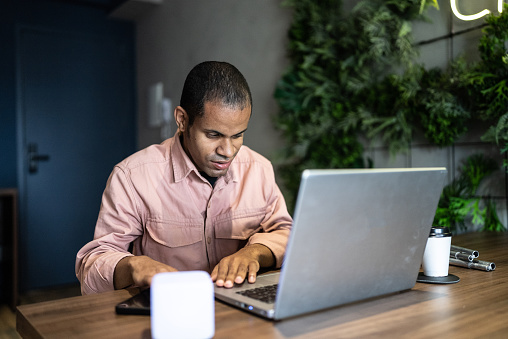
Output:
[
  {"left": 247, "top": 184, "right": 292, "bottom": 268},
  {"left": 75, "top": 166, "right": 141, "bottom": 295}
]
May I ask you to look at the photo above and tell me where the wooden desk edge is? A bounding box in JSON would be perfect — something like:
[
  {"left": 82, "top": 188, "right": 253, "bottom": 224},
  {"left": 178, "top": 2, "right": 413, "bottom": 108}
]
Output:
[
  {"left": 16, "top": 288, "right": 139, "bottom": 339},
  {"left": 16, "top": 307, "right": 42, "bottom": 339}
]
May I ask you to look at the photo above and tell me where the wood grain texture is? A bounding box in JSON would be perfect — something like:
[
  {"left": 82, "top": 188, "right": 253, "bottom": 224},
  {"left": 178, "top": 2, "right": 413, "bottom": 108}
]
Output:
[{"left": 17, "top": 232, "right": 508, "bottom": 338}]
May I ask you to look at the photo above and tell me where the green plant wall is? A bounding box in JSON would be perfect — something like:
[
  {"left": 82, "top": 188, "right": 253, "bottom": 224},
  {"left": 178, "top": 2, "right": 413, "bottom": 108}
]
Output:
[{"left": 274, "top": 0, "right": 507, "bottom": 232}]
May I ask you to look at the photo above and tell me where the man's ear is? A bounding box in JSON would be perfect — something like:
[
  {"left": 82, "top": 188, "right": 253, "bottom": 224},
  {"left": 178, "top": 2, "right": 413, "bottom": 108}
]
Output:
[{"left": 174, "top": 106, "right": 188, "bottom": 133}]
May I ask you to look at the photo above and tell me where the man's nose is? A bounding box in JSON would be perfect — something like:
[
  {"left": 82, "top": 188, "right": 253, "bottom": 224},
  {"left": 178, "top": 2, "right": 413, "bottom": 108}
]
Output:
[{"left": 217, "top": 138, "right": 235, "bottom": 158}]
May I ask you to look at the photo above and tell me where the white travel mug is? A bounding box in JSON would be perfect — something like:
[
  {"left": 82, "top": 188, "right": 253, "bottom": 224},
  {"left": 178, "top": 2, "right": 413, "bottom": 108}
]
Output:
[{"left": 422, "top": 227, "right": 452, "bottom": 277}]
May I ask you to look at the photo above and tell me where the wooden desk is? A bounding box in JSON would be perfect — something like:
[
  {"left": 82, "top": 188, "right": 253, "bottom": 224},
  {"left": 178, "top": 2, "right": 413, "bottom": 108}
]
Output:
[{"left": 16, "top": 232, "right": 508, "bottom": 338}]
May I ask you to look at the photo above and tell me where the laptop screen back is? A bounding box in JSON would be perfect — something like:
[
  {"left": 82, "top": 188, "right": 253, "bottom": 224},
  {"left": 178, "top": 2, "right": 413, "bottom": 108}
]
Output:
[{"left": 274, "top": 168, "right": 447, "bottom": 319}]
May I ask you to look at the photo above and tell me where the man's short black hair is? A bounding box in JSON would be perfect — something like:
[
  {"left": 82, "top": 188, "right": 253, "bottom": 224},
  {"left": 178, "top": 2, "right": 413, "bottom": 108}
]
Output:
[{"left": 180, "top": 61, "right": 252, "bottom": 127}]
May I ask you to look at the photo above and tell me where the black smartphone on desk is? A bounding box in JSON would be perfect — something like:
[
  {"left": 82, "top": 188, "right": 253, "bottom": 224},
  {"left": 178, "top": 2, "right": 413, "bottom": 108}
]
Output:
[{"left": 115, "top": 288, "right": 151, "bottom": 315}]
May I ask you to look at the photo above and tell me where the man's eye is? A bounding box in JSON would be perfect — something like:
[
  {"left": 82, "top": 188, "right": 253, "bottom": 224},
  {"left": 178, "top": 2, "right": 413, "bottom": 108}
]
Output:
[
  {"left": 232, "top": 134, "right": 243, "bottom": 139},
  {"left": 207, "top": 133, "right": 220, "bottom": 138}
]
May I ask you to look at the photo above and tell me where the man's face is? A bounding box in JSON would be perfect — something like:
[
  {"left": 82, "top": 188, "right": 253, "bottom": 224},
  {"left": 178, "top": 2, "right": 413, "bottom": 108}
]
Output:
[{"left": 178, "top": 101, "right": 251, "bottom": 178}]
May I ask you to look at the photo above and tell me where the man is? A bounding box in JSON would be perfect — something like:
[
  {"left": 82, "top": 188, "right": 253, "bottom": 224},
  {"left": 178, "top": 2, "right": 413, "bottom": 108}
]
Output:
[{"left": 76, "top": 61, "right": 292, "bottom": 295}]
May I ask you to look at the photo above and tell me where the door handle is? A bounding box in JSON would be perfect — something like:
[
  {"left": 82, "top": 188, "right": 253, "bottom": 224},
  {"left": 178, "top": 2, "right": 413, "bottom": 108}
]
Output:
[{"left": 28, "top": 143, "right": 50, "bottom": 174}]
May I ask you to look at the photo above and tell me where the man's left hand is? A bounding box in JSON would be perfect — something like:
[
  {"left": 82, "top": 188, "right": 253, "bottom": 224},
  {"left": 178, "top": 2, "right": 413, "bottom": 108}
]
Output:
[{"left": 211, "top": 244, "right": 274, "bottom": 288}]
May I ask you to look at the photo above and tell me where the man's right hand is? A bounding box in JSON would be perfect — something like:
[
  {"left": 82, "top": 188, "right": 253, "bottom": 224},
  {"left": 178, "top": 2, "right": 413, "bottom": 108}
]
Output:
[{"left": 114, "top": 255, "right": 178, "bottom": 290}]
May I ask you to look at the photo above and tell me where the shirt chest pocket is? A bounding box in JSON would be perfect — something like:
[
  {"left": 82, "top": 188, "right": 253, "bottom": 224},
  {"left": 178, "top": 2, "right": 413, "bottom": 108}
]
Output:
[
  {"left": 145, "top": 218, "right": 203, "bottom": 248},
  {"left": 214, "top": 208, "right": 266, "bottom": 240}
]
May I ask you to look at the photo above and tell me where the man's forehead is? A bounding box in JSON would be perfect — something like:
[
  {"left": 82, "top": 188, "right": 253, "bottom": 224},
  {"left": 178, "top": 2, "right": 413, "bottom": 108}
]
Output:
[{"left": 195, "top": 101, "right": 250, "bottom": 134}]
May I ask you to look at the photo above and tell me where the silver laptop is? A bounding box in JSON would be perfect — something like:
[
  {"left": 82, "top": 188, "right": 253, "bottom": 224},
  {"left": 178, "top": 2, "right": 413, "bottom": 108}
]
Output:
[{"left": 214, "top": 167, "right": 447, "bottom": 320}]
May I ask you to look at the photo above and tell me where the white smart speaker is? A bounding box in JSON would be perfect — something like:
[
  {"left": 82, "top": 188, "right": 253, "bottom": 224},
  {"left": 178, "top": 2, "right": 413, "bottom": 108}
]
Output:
[{"left": 151, "top": 271, "right": 215, "bottom": 339}]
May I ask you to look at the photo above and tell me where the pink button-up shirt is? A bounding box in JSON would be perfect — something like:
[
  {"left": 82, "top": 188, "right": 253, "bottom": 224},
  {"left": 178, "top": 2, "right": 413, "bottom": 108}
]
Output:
[{"left": 75, "top": 134, "right": 293, "bottom": 295}]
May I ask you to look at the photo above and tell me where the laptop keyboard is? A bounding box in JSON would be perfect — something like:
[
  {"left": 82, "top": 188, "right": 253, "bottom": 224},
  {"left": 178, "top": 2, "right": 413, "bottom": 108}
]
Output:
[{"left": 236, "top": 284, "right": 278, "bottom": 303}]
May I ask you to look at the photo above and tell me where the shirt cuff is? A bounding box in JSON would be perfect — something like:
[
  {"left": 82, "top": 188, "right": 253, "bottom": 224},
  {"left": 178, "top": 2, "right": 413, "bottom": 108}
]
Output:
[
  {"left": 81, "top": 252, "right": 133, "bottom": 295},
  {"left": 247, "top": 230, "right": 290, "bottom": 268}
]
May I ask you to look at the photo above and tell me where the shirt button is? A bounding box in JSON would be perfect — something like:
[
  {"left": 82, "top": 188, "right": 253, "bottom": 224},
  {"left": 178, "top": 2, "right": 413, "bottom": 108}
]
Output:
[
  {"left": 207, "top": 201, "right": 211, "bottom": 209},
  {"left": 207, "top": 237, "right": 211, "bottom": 244}
]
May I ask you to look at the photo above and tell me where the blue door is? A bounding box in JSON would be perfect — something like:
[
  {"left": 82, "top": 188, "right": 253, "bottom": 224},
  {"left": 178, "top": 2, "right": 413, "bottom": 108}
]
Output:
[{"left": 18, "top": 26, "right": 135, "bottom": 291}]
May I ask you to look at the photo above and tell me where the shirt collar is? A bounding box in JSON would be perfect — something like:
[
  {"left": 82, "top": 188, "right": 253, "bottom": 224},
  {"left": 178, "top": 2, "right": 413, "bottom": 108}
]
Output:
[{"left": 170, "top": 132, "right": 238, "bottom": 185}]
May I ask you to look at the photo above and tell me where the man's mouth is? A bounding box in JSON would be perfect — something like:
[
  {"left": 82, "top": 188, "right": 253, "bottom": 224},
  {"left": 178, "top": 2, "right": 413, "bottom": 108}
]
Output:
[{"left": 212, "top": 160, "right": 232, "bottom": 170}]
